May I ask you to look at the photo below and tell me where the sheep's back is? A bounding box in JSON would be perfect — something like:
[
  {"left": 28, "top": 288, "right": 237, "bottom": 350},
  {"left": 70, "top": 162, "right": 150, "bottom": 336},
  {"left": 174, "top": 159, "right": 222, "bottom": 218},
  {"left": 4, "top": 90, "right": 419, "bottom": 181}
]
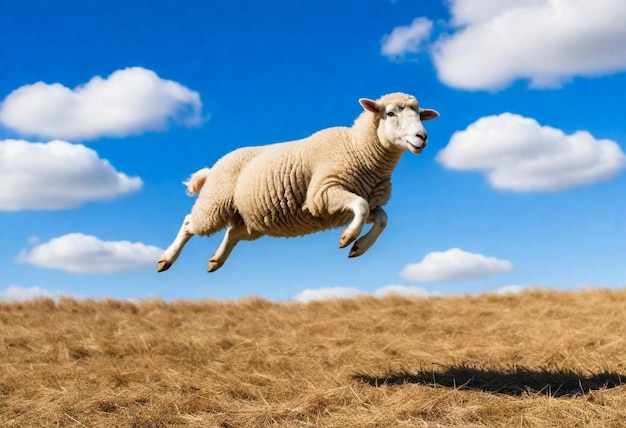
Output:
[{"left": 232, "top": 131, "right": 352, "bottom": 237}]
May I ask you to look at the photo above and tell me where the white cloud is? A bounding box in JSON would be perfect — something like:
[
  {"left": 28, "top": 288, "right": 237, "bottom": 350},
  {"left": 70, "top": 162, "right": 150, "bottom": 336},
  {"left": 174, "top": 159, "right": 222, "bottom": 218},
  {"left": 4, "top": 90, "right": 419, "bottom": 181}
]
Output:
[
  {"left": 292, "top": 285, "right": 441, "bottom": 303},
  {"left": 292, "top": 286, "right": 365, "bottom": 303},
  {"left": 431, "top": 0, "right": 626, "bottom": 89},
  {"left": 447, "top": 0, "right": 546, "bottom": 26},
  {"left": 0, "top": 139, "right": 142, "bottom": 211},
  {"left": 381, "top": 17, "right": 432, "bottom": 59},
  {"left": 373, "top": 284, "right": 442, "bottom": 298},
  {"left": 0, "top": 67, "right": 202, "bottom": 140},
  {"left": 16, "top": 233, "right": 163, "bottom": 274},
  {"left": 495, "top": 285, "right": 526, "bottom": 295},
  {"left": 400, "top": 248, "right": 513, "bottom": 282},
  {"left": 436, "top": 113, "right": 626, "bottom": 191},
  {"left": 0, "top": 285, "right": 58, "bottom": 301}
]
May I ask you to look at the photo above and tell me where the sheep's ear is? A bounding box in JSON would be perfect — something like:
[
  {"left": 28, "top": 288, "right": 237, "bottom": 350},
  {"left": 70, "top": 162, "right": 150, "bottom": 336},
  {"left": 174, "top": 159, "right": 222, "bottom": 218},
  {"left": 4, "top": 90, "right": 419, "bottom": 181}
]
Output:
[
  {"left": 359, "top": 98, "right": 380, "bottom": 113},
  {"left": 420, "top": 109, "right": 440, "bottom": 121}
]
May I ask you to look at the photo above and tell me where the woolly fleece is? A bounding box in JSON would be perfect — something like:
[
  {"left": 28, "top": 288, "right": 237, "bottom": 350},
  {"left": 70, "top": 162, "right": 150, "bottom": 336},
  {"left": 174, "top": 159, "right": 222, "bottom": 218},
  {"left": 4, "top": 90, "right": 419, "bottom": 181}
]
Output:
[{"left": 187, "top": 92, "right": 423, "bottom": 238}]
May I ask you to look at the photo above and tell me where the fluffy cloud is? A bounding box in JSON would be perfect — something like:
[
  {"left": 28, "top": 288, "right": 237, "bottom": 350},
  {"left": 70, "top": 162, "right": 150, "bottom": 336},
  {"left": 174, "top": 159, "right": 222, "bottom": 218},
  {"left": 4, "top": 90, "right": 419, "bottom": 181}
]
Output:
[
  {"left": 0, "top": 285, "right": 59, "bottom": 301},
  {"left": 400, "top": 248, "right": 513, "bottom": 282},
  {"left": 436, "top": 113, "right": 626, "bottom": 191},
  {"left": 495, "top": 285, "right": 526, "bottom": 295},
  {"left": 381, "top": 17, "right": 432, "bottom": 59},
  {"left": 0, "top": 67, "right": 202, "bottom": 140},
  {"left": 373, "top": 284, "right": 442, "bottom": 298},
  {"left": 431, "top": 0, "right": 626, "bottom": 89},
  {"left": 292, "top": 285, "right": 441, "bottom": 303},
  {"left": 292, "top": 286, "right": 365, "bottom": 303},
  {"left": 16, "top": 233, "right": 163, "bottom": 274},
  {"left": 0, "top": 139, "right": 142, "bottom": 211},
  {"left": 292, "top": 284, "right": 538, "bottom": 302}
]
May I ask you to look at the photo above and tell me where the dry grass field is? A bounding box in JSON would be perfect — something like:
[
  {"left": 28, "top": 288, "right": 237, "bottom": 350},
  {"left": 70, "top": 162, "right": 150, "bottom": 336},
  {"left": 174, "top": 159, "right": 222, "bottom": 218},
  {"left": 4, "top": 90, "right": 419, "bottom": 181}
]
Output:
[{"left": 2, "top": 288, "right": 626, "bottom": 427}]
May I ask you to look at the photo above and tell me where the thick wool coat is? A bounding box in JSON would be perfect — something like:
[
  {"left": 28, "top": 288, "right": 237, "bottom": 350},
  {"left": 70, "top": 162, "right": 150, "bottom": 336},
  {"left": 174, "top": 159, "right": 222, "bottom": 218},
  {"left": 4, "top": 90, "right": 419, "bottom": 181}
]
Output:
[{"left": 187, "top": 93, "right": 418, "bottom": 238}]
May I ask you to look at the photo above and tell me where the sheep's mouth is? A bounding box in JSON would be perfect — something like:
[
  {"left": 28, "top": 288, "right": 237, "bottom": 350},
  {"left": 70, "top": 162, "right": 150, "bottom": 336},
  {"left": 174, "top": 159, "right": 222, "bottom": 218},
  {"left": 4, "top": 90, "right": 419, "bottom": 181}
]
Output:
[{"left": 407, "top": 140, "right": 426, "bottom": 154}]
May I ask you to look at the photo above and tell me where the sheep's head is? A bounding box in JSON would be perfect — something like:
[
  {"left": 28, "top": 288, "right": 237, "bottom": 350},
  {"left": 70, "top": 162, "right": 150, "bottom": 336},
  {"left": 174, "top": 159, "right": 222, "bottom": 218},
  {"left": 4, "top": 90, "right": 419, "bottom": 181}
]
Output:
[{"left": 359, "top": 93, "right": 439, "bottom": 154}]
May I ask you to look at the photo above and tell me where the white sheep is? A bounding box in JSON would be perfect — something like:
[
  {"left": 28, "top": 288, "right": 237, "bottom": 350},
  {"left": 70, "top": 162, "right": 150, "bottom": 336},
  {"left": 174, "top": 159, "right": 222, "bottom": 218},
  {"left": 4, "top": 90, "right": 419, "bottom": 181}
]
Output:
[{"left": 157, "top": 92, "right": 439, "bottom": 273}]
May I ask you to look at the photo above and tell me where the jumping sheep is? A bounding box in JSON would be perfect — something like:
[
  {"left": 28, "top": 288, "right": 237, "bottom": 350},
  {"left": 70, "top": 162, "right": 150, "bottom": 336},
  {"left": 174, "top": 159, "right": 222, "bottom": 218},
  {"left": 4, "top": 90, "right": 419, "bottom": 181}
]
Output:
[{"left": 157, "top": 92, "right": 439, "bottom": 273}]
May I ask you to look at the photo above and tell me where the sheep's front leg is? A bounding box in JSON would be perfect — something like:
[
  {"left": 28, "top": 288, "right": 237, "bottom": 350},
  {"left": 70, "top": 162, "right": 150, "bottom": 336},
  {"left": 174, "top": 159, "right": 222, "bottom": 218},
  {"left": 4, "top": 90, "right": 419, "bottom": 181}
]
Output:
[
  {"left": 319, "top": 188, "right": 370, "bottom": 249},
  {"left": 339, "top": 197, "right": 370, "bottom": 248},
  {"left": 157, "top": 214, "right": 195, "bottom": 272},
  {"left": 208, "top": 224, "right": 261, "bottom": 272},
  {"left": 349, "top": 206, "right": 388, "bottom": 258}
]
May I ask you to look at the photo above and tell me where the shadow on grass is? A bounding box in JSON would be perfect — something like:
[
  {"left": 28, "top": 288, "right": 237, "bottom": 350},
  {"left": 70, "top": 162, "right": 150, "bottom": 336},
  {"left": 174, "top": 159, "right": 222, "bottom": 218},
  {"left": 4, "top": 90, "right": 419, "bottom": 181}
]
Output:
[{"left": 354, "top": 365, "right": 624, "bottom": 397}]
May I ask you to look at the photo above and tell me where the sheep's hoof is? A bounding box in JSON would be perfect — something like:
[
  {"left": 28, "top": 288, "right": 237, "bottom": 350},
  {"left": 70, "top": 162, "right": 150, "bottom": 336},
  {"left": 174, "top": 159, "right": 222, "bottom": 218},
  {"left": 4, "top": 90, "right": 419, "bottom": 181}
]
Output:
[
  {"left": 207, "top": 258, "right": 222, "bottom": 273},
  {"left": 339, "top": 230, "right": 358, "bottom": 248},
  {"left": 156, "top": 260, "right": 171, "bottom": 272},
  {"left": 348, "top": 243, "right": 364, "bottom": 258}
]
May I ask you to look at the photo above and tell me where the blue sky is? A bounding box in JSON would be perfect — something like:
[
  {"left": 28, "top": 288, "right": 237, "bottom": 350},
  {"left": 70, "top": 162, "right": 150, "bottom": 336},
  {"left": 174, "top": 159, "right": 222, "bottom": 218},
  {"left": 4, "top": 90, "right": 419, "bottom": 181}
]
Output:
[{"left": 2, "top": 0, "right": 625, "bottom": 302}]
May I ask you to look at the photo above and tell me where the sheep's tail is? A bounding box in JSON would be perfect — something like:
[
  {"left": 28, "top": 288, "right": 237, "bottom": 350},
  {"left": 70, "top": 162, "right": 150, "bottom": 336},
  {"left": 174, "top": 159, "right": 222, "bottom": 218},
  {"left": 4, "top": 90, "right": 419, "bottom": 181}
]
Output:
[{"left": 183, "top": 167, "right": 210, "bottom": 196}]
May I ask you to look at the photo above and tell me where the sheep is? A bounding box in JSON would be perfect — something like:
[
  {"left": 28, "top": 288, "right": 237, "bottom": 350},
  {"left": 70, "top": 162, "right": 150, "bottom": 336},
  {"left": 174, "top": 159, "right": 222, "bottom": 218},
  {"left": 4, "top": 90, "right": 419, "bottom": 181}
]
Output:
[{"left": 157, "top": 92, "right": 439, "bottom": 273}]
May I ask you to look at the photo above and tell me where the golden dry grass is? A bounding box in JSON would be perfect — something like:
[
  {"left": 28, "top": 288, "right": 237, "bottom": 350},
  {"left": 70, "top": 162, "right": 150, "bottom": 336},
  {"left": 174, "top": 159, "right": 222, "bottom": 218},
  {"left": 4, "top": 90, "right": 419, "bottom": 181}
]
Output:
[{"left": 2, "top": 288, "right": 626, "bottom": 427}]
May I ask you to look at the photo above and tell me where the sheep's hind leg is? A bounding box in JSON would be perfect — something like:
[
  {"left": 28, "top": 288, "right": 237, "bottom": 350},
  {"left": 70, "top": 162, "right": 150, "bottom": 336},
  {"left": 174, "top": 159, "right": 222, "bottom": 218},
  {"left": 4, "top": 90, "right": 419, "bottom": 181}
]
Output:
[
  {"left": 157, "top": 214, "right": 195, "bottom": 272},
  {"left": 208, "top": 224, "right": 260, "bottom": 272},
  {"left": 349, "top": 207, "right": 388, "bottom": 258}
]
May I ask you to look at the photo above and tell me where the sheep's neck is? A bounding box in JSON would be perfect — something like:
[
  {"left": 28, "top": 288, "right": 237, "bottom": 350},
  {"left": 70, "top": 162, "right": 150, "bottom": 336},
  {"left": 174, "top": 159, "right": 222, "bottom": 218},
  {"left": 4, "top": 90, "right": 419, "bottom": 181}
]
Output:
[
  {"left": 350, "top": 118, "right": 403, "bottom": 179},
  {"left": 352, "top": 138, "right": 402, "bottom": 179}
]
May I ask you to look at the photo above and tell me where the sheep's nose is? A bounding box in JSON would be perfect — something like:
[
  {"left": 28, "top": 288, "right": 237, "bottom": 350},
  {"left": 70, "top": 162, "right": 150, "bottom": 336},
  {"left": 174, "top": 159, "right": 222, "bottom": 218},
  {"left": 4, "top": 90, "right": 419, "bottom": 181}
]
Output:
[{"left": 416, "top": 131, "right": 428, "bottom": 141}]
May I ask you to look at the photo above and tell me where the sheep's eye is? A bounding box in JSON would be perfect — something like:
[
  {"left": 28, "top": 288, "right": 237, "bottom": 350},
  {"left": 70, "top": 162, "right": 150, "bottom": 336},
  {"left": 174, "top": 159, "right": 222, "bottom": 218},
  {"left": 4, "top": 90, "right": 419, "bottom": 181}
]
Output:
[{"left": 387, "top": 111, "right": 396, "bottom": 117}]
